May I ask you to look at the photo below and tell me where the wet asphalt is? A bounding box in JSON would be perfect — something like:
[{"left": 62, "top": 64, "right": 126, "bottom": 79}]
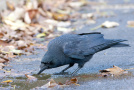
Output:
[{"left": 1, "top": 0, "right": 134, "bottom": 90}]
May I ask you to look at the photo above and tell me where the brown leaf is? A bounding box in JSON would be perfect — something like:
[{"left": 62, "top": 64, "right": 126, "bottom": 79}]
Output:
[
  {"left": 0, "top": 58, "right": 8, "bottom": 63},
  {"left": 6, "top": 1, "right": 15, "bottom": 10},
  {"left": 0, "top": 33, "right": 4, "bottom": 38},
  {"left": 39, "top": 78, "right": 80, "bottom": 89},
  {"left": 99, "top": 65, "right": 127, "bottom": 77},
  {"left": 16, "top": 40, "right": 28, "bottom": 49},
  {"left": 65, "top": 78, "right": 79, "bottom": 85},
  {"left": 127, "top": 21, "right": 134, "bottom": 27},
  {"left": 1, "top": 80, "right": 13, "bottom": 84},
  {"left": 70, "top": 78, "right": 78, "bottom": 84},
  {"left": 0, "top": 59, "right": 6, "bottom": 63},
  {"left": 28, "top": 9, "right": 38, "bottom": 20},
  {"left": 58, "top": 82, "right": 64, "bottom": 85},
  {"left": 24, "top": 9, "right": 38, "bottom": 24},
  {"left": 52, "top": 13, "right": 69, "bottom": 21},
  {"left": 25, "top": 74, "right": 37, "bottom": 81},
  {"left": 0, "top": 40, "right": 9, "bottom": 47}
]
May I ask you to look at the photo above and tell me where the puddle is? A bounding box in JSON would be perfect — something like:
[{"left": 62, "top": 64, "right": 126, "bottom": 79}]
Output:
[{"left": 0, "top": 72, "right": 133, "bottom": 90}]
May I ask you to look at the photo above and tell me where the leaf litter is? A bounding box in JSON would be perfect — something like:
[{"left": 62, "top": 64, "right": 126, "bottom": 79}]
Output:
[
  {"left": 0, "top": 0, "right": 98, "bottom": 76},
  {"left": 34, "top": 78, "right": 79, "bottom": 89},
  {"left": 99, "top": 65, "right": 129, "bottom": 77}
]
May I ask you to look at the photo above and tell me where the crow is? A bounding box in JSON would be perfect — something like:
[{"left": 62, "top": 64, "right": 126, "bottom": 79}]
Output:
[{"left": 37, "top": 32, "right": 128, "bottom": 75}]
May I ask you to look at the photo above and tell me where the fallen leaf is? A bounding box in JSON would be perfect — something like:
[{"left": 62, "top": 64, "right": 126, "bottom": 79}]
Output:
[
  {"left": 0, "top": 33, "right": 4, "bottom": 38},
  {"left": 0, "top": 45, "right": 15, "bottom": 54},
  {"left": 16, "top": 40, "right": 28, "bottom": 49},
  {"left": 82, "top": 13, "right": 94, "bottom": 19},
  {"left": 127, "top": 21, "right": 134, "bottom": 27},
  {"left": 57, "top": 27, "right": 75, "bottom": 33},
  {"left": 43, "top": 79, "right": 58, "bottom": 88},
  {"left": 38, "top": 8, "right": 47, "bottom": 17},
  {"left": 99, "top": 65, "right": 128, "bottom": 77},
  {"left": 52, "top": 13, "right": 69, "bottom": 21},
  {"left": 0, "top": 40, "right": 9, "bottom": 46},
  {"left": 0, "top": 58, "right": 6, "bottom": 63},
  {"left": 24, "top": 12, "right": 31, "bottom": 24},
  {"left": 10, "top": 49, "right": 23, "bottom": 55},
  {"left": 36, "top": 33, "right": 46, "bottom": 38},
  {"left": 25, "top": 74, "right": 37, "bottom": 81},
  {"left": 91, "top": 21, "right": 119, "bottom": 30},
  {"left": 65, "top": 78, "right": 80, "bottom": 86},
  {"left": 4, "top": 19, "right": 28, "bottom": 30},
  {"left": 24, "top": 9, "right": 38, "bottom": 24},
  {"left": 0, "top": 56, "right": 9, "bottom": 62},
  {"left": 26, "top": 0, "right": 38, "bottom": 9},
  {"left": 1, "top": 80, "right": 13, "bottom": 84},
  {"left": 58, "top": 82, "right": 64, "bottom": 85},
  {"left": 69, "top": 1, "right": 87, "bottom": 8},
  {"left": 101, "top": 21, "right": 119, "bottom": 28},
  {"left": 35, "top": 77, "right": 80, "bottom": 89},
  {"left": 28, "top": 9, "right": 38, "bottom": 20},
  {"left": 6, "top": 1, "right": 15, "bottom": 10},
  {"left": 4, "top": 7, "right": 25, "bottom": 21}
]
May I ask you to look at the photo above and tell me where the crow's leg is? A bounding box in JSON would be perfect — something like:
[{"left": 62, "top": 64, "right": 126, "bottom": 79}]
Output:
[
  {"left": 71, "top": 64, "right": 84, "bottom": 76},
  {"left": 61, "top": 63, "right": 74, "bottom": 73},
  {"left": 71, "top": 67, "right": 81, "bottom": 75},
  {"left": 54, "top": 63, "right": 74, "bottom": 75}
]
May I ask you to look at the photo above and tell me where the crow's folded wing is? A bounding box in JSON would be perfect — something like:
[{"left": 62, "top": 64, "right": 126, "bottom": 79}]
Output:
[{"left": 63, "top": 33, "right": 126, "bottom": 60}]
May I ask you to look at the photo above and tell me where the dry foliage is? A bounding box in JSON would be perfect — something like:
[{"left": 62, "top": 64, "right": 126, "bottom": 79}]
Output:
[
  {"left": 99, "top": 65, "right": 128, "bottom": 77},
  {"left": 35, "top": 78, "right": 79, "bottom": 89},
  {"left": 25, "top": 74, "right": 37, "bottom": 82},
  {"left": 1, "top": 80, "right": 13, "bottom": 84}
]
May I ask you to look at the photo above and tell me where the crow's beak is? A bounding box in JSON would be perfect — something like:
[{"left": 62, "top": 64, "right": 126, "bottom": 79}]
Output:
[{"left": 37, "top": 67, "right": 46, "bottom": 75}]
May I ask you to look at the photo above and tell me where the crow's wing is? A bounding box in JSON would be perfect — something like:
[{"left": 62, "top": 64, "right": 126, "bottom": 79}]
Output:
[{"left": 63, "top": 33, "right": 126, "bottom": 59}]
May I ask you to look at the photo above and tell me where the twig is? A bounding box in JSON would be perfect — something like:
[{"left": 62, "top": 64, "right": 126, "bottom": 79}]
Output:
[{"left": 90, "top": 25, "right": 102, "bottom": 30}]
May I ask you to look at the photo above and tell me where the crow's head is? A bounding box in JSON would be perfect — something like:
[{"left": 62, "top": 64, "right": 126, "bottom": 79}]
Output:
[{"left": 37, "top": 55, "right": 55, "bottom": 75}]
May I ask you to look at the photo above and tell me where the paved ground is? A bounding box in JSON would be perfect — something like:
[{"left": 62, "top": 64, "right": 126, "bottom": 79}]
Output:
[{"left": 1, "top": 0, "right": 134, "bottom": 90}]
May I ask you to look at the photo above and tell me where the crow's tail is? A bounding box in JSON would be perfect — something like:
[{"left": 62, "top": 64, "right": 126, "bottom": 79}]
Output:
[
  {"left": 110, "top": 39, "right": 130, "bottom": 47},
  {"left": 92, "top": 39, "right": 129, "bottom": 53}
]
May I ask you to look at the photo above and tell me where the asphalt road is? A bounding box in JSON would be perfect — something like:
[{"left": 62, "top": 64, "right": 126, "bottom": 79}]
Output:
[{"left": 1, "top": 0, "right": 134, "bottom": 90}]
